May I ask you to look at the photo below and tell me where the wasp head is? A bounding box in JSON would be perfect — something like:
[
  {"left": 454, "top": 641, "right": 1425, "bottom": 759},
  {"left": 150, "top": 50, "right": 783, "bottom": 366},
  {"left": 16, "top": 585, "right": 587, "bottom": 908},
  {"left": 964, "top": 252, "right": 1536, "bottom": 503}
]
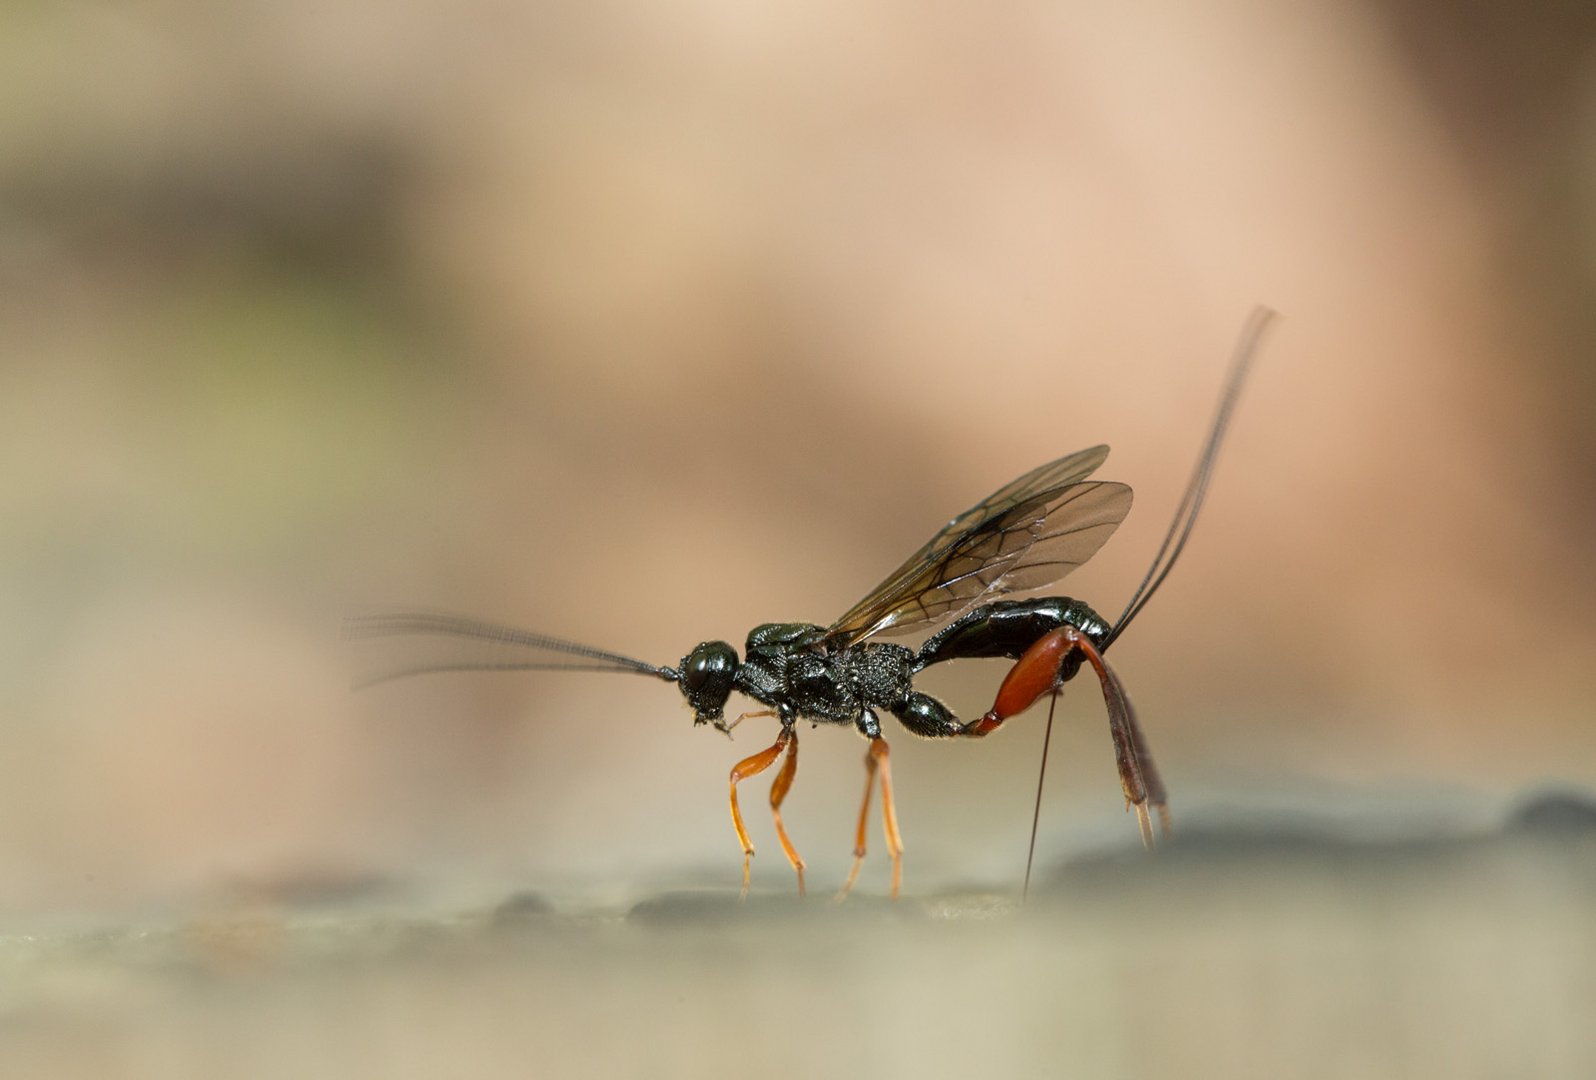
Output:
[{"left": 678, "top": 640, "right": 738, "bottom": 728}]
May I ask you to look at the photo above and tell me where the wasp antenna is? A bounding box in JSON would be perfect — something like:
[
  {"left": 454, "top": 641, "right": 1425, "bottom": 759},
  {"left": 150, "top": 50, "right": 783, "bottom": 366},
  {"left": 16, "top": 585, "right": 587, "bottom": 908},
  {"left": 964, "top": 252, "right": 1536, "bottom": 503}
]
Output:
[
  {"left": 1102, "top": 306, "right": 1277, "bottom": 650},
  {"left": 345, "top": 608, "right": 678, "bottom": 687}
]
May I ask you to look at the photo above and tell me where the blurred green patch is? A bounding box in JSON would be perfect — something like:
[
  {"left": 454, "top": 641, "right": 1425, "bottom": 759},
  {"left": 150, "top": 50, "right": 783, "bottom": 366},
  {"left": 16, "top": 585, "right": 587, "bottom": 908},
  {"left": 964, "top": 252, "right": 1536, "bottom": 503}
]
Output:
[
  {"left": 0, "top": 258, "right": 467, "bottom": 650},
  {"left": 127, "top": 267, "right": 450, "bottom": 558}
]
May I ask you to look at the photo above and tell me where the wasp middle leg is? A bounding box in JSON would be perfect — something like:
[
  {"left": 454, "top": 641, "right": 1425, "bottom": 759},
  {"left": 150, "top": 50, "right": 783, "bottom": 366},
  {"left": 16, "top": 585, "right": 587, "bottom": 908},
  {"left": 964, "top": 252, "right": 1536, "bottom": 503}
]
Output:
[{"left": 837, "top": 711, "right": 906, "bottom": 900}]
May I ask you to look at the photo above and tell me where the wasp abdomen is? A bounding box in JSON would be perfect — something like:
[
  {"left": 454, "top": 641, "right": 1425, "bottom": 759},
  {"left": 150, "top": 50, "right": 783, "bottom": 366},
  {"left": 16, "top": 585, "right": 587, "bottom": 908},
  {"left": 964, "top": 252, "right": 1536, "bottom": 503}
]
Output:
[{"left": 914, "top": 597, "right": 1109, "bottom": 670}]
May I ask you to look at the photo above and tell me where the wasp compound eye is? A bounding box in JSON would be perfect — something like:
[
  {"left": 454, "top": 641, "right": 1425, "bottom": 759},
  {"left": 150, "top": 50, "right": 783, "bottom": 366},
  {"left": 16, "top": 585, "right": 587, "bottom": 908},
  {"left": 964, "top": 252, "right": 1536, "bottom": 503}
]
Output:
[{"left": 679, "top": 640, "right": 738, "bottom": 722}]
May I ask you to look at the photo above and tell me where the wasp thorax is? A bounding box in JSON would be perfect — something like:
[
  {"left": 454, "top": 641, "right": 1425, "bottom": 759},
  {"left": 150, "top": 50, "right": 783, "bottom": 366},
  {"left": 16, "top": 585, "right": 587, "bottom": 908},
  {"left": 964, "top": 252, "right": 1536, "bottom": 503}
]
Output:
[{"left": 679, "top": 640, "right": 738, "bottom": 723}]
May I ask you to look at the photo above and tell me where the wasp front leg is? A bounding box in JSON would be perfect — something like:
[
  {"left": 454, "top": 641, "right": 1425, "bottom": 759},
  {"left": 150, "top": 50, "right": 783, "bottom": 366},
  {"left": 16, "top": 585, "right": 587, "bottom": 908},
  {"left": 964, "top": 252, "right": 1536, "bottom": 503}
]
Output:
[
  {"left": 966, "top": 626, "right": 1170, "bottom": 847},
  {"left": 727, "top": 706, "right": 807, "bottom": 898}
]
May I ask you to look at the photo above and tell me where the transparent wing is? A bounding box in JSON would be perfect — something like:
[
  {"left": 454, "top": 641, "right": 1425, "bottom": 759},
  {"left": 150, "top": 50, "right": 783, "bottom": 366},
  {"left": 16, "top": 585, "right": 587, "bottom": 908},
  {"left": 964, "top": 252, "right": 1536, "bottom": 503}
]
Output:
[
  {"left": 344, "top": 609, "right": 675, "bottom": 689},
  {"left": 824, "top": 445, "right": 1132, "bottom": 646}
]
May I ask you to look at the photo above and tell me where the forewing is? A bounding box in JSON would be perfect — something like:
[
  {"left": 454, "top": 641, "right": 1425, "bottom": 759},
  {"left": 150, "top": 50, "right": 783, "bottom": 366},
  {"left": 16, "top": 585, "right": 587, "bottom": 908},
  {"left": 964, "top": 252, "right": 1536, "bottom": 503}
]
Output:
[
  {"left": 908, "top": 444, "right": 1112, "bottom": 569},
  {"left": 986, "top": 482, "right": 1133, "bottom": 592},
  {"left": 345, "top": 609, "right": 674, "bottom": 689},
  {"left": 825, "top": 445, "right": 1130, "bottom": 646}
]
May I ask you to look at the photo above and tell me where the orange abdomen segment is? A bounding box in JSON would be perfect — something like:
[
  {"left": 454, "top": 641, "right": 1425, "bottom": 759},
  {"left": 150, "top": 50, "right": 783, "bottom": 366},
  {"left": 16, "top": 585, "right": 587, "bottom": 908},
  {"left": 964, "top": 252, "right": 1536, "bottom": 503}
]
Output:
[{"left": 991, "top": 628, "right": 1074, "bottom": 719}]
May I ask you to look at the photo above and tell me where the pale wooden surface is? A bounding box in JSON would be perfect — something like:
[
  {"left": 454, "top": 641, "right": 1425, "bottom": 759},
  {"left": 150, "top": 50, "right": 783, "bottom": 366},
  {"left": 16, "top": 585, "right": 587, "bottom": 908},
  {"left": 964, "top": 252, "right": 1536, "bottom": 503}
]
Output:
[{"left": 5, "top": 795, "right": 1591, "bottom": 1080}]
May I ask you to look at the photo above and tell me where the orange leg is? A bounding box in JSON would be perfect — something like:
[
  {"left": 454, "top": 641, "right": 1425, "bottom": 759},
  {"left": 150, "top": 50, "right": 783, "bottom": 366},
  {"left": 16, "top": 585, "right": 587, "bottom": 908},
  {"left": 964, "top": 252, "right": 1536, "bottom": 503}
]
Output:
[
  {"left": 874, "top": 737, "right": 904, "bottom": 898},
  {"left": 836, "top": 736, "right": 903, "bottom": 899},
  {"left": 835, "top": 742, "right": 881, "bottom": 900},
  {"left": 724, "top": 708, "right": 775, "bottom": 735},
  {"left": 767, "top": 728, "right": 806, "bottom": 896},
  {"left": 728, "top": 727, "right": 796, "bottom": 898}
]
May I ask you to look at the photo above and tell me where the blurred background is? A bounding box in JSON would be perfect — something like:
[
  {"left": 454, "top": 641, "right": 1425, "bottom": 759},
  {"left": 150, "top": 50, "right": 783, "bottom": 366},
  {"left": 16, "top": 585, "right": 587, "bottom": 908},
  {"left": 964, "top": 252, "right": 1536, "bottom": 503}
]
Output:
[{"left": 2, "top": 0, "right": 1595, "bottom": 1074}]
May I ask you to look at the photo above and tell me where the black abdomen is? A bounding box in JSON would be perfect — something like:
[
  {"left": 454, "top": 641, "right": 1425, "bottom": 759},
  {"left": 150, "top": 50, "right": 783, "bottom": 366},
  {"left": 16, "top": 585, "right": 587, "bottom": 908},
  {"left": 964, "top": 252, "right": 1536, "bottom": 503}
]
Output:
[{"left": 913, "top": 597, "right": 1109, "bottom": 670}]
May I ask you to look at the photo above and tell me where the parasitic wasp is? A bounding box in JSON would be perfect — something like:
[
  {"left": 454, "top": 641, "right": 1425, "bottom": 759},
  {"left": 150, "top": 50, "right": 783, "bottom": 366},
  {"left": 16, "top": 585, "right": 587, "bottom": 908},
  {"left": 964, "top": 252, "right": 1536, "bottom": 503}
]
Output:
[{"left": 348, "top": 307, "right": 1276, "bottom": 898}]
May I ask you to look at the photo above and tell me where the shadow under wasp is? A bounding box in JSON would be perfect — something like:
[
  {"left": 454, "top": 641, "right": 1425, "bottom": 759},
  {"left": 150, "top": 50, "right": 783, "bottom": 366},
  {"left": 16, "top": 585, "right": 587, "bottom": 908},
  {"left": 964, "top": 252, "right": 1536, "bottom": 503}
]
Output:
[{"left": 348, "top": 308, "right": 1275, "bottom": 899}]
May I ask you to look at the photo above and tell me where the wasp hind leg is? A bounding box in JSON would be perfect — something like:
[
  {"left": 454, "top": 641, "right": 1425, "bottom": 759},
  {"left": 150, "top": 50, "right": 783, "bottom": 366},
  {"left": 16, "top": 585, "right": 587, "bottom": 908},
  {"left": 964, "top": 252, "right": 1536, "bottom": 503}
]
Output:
[
  {"left": 970, "top": 625, "right": 1171, "bottom": 847},
  {"left": 728, "top": 720, "right": 805, "bottom": 898}
]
